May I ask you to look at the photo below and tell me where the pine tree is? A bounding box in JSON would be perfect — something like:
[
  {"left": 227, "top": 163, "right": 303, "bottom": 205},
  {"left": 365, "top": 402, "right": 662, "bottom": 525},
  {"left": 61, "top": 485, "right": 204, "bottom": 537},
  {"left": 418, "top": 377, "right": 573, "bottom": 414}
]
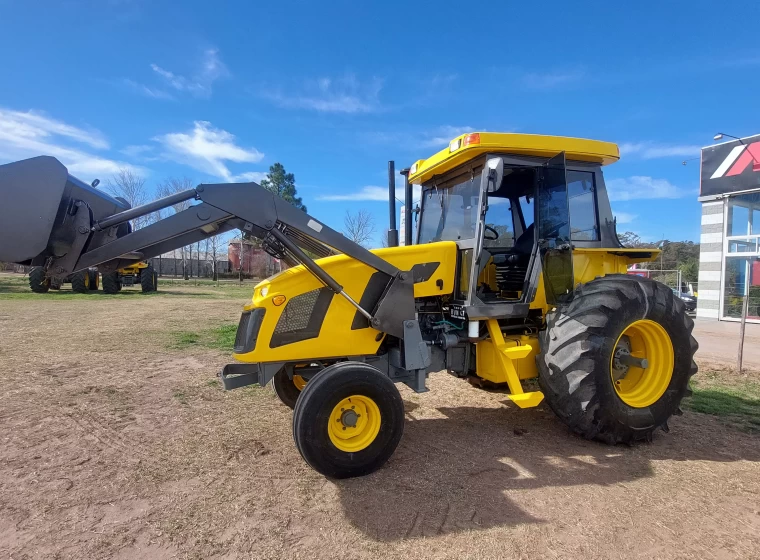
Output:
[{"left": 260, "top": 163, "right": 306, "bottom": 212}]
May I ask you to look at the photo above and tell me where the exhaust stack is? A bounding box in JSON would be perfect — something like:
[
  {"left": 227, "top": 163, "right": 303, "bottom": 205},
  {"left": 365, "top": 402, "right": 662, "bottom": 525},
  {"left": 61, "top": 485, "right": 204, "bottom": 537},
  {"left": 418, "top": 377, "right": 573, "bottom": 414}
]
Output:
[{"left": 386, "top": 161, "right": 399, "bottom": 247}]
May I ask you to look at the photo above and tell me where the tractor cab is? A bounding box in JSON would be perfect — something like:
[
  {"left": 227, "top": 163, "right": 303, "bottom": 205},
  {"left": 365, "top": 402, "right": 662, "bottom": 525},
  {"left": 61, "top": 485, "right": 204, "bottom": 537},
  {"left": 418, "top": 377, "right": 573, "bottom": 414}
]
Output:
[{"left": 408, "top": 133, "right": 622, "bottom": 319}]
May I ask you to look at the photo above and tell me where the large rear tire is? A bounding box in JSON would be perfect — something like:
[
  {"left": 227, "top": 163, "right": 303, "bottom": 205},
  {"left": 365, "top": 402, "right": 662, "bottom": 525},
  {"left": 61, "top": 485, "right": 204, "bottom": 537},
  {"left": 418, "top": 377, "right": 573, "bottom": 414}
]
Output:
[
  {"left": 102, "top": 271, "right": 120, "bottom": 294},
  {"left": 293, "top": 362, "right": 404, "bottom": 479},
  {"left": 71, "top": 270, "right": 90, "bottom": 293},
  {"left": 537, "top": 275, "right": 698, "bottom": 444},
  {"left": 140, "top": 265, "right": 156, "bottom": 292},
  {"left": 29, "top": 267, "right": 50, "bottom": 293}
]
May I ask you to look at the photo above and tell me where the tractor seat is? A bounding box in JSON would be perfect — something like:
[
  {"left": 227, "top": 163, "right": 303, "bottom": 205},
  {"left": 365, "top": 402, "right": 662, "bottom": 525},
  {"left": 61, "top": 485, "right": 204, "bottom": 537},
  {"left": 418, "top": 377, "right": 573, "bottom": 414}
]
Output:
[{"left": 491, "top": 224, "right": 534, "bottom": 292}]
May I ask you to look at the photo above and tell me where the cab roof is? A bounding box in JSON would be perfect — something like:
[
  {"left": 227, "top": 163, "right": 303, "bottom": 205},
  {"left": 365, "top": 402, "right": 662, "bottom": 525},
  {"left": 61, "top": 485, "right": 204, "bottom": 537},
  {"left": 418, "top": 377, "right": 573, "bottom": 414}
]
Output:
[{"left": 407, "top": 132, "right": 620, "bottom": 184}]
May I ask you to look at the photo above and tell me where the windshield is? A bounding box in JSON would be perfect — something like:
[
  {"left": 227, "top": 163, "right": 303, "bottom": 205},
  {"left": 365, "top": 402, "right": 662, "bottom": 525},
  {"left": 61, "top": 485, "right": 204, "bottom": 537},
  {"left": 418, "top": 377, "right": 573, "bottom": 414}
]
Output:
[{"left": 418, "top": 173, "right": 481, "bottom": 244}]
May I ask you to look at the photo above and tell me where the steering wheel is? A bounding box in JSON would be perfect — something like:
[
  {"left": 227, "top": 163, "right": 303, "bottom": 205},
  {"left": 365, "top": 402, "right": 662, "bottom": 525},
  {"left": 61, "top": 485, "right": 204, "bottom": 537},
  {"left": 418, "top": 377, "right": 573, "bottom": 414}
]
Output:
[{"left": 484, "top": 225, "right": 499, "bottom": 241}]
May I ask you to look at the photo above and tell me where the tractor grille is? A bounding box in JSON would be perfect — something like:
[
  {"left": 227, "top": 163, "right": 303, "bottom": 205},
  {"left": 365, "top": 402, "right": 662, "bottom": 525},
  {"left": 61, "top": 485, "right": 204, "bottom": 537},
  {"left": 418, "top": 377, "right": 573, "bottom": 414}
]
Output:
[
  {"left": 271, "top": 288, "right": 334, "bottom": 348},
  {"left": 233, "top": 308, "right": 265, "bottom": 354}
]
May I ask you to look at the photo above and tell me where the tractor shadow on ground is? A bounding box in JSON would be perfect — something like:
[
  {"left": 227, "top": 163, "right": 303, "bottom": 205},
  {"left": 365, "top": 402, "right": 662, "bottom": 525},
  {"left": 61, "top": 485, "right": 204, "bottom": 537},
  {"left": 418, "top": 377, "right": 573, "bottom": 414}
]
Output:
[{"left": 336, "top": 401, "right": 760, "bottom": 541}]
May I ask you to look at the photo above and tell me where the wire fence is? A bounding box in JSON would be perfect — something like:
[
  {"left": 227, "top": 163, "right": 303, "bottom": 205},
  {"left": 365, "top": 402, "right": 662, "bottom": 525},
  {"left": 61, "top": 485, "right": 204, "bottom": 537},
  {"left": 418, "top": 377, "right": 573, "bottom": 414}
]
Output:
[{"left": 627, "top": 269, "right": 697, "bottom": 295}]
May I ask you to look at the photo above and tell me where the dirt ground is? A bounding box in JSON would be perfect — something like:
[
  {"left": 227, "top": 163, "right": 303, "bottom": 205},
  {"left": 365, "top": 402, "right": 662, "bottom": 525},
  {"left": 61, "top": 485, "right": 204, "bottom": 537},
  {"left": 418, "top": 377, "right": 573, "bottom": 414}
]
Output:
[{"left": 1, "top": 280, "right": 759, "bottom": 559}]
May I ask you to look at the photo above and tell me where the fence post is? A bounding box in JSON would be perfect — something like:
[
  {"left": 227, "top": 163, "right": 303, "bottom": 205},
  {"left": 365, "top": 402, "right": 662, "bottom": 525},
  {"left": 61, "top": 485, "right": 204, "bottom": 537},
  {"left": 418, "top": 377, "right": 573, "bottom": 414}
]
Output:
[{"left": 738, "top": 293, "right": 749, "bottom": 373}]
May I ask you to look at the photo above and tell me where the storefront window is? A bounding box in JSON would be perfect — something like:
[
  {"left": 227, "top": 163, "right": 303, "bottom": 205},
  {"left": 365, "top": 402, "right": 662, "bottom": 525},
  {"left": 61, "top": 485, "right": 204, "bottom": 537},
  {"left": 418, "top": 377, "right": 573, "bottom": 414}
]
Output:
[
  {"left": 723, "top": 256, "right": 760, "bottom": 319},
  {"left": 727, "top": 192, "right": 760, "bottom": 236},
  {"left": 723, "top": 193, "right": 760, "bottom": 321},
  {"left": 728, "top": 238, "right": 759, "bottom": 253}
]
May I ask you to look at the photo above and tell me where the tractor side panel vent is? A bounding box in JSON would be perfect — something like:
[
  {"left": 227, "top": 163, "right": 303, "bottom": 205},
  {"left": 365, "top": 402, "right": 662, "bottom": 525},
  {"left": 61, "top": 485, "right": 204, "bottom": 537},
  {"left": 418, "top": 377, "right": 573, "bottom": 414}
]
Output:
[{"left": 270, "top": 288, "right": 334, "bottom": 348}]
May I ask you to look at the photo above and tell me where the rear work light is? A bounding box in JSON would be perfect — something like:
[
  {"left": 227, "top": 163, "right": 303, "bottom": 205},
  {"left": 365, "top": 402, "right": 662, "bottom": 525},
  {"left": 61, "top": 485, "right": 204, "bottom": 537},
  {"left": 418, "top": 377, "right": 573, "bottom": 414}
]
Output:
[{"left": 463, "top": 133, "right": 481, "bottom": 147}]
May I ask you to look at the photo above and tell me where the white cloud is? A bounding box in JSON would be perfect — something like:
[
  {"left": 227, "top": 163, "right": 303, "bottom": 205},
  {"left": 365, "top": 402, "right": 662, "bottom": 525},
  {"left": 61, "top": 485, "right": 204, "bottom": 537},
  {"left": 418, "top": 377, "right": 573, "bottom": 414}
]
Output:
[
  {"left": 264, "top": 75, "right": 383, "bottom": 113},
  {"left": 121, "top": 144, "right": 153, "bottom": 157},
  {"left": 612, "top": 210, "right": 637, "bottom": 224},
  {"left": 231, "top": 171, "right": 268, "bottom": 183},
  {"left": 418, "top": 126, "right": 476, "bottom": 148},
  {"left": 317, "top": 183, "right": 421, "bottom": 203},
  {"left": 123, "top": 48, "right": 228, "bottom": 100},
  {"left": 620, "top": 142, "right": 701, "bottom": 160},
  {"left": 521, "top": 70, "right": 585, "bottom": 90},
  {"left": 606, "top": 176, "right": 688, "bottom": 202},
  {"left": 368, "top": 125, "right": 482, "bottom": 152},
  {"left": 153, "top": 121, "right": 264, "bottom": 180},
  {"left": 0, "top": 107, "right": 137, "bottom": 180},
  {"left": 122, "top": 79, "right": 175, "bottom": 100},
  {"left": 318, "top": 186, "right": 388, "bottom": 201},
  {"left": 151, "top": 48, "right": 229, "bottom": 98},
  {"left": 0, "top": 108, "right": 109, "bottom": 150}
]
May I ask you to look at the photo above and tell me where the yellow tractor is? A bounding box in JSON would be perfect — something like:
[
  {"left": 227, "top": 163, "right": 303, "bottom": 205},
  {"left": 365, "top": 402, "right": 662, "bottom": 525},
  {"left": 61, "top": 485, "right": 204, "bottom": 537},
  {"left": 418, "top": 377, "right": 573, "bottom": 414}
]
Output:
[
  {"left": 100, "top": 261, "right": 158, "bottom": 294},
  {"left": 0, "top": 134, "right": 698, "bottom": 479},
  {"left": 28, "top": 261, "right": 157, "bottom": 293}
]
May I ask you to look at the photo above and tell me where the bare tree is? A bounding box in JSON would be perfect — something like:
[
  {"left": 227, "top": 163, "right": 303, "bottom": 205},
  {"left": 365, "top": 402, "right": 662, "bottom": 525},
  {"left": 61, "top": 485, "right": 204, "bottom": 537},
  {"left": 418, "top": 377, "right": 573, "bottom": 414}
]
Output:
[
  {"left": 343, "top": 210, "right": 376, "bottom": 247},
  {"left": 206, "top": 233, "right": 228, "bottom": 281},
  {"left": 106, "top": 169, "right": 148, "bottom": 229},
  {"left": 157, "top": 177, "right": 195, "bottom": 279}
]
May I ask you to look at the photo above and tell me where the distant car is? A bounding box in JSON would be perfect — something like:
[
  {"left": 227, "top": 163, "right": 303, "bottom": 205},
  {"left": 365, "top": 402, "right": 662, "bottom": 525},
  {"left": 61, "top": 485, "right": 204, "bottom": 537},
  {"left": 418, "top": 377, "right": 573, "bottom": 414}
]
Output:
[{"left": 672, "top": 288, "right": 697, "bottom": 312}]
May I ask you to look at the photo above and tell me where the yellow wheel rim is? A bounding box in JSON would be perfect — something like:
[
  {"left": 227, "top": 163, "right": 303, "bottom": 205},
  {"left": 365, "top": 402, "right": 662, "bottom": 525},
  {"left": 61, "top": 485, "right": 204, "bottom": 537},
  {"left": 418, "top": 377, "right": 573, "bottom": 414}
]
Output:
[
  {"left": 610, "top": 319, "right": 674, "bottom": 408},
  {"left": 292, "top": 375, "right": 307, "bottom": 391},
  {"left": 327, "top": 395, "right": 381, "bottom": 453}
]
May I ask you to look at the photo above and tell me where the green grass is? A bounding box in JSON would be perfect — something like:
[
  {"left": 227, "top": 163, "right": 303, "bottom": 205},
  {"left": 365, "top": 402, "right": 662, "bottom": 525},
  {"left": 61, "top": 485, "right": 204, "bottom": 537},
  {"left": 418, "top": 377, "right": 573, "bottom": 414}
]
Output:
[
  {"left": 0, "top": 273, "right": 255, "bottom": 300},
  {"left": 213, "top": 324, "right": 237, "bottom": 349},
  {"left": 168, "top": 323, "right": 237, "bottom": 351},
  {"left": 172, "top": 332, "right": 201, "bottom": 349},
  {"left": 684, "top": 376, "right": 760, "bottom": 433}
]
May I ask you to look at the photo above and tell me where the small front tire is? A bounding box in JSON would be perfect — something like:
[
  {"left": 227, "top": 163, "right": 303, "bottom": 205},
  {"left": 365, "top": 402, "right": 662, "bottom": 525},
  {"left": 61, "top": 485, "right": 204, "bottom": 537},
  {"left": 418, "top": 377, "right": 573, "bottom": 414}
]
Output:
[
  {"left": 29, "top": 267, "right": 50, "bottom": 293},
  {"left": 102, "top": 271, "right": 120, "bottom": 294},
  {"left": 271, "top": 368, "right": 305, "bottom": 409},
  {"left": 71, "top": 270, "right": 90, "bottom": 293},
  {"left": 293, "top": 361, "right": 404, "bottom": 479},
  {"left": 140, "top": 265, "right": 156, "bottom": 292},
  {"left": 88, "top": 269, "right": 99, "bottom": 291}
]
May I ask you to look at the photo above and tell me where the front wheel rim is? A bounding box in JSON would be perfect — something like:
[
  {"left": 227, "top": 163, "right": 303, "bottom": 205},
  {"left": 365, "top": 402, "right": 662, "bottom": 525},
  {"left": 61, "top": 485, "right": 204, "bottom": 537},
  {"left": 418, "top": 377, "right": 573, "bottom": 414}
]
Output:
[
  {"left": 292, "top": 375, "right": 307, "bottom": 391},
  {"left": 610, "top": 319, "right": 674, "bottom": 408},
  {"left": 327, "top": 395, "right": 381, "bottom": 453}
]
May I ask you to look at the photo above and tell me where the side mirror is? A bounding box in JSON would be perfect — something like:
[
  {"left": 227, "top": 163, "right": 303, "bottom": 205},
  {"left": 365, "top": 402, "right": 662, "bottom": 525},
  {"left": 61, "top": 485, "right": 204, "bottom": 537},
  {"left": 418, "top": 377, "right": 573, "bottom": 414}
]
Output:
[{"left": 485, "top": 157, "right": 504, "bottom": 193}]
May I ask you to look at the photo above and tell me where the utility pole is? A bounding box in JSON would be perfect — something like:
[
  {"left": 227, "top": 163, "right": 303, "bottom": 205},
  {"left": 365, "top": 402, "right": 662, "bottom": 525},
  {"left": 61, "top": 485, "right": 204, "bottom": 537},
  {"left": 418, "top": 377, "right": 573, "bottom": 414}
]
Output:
[
  {"left": 738, "top": 260, "right": 750, "bottom": 373},
  {"left": 239, "top": 231, "right": 244, "bottom": 284}
]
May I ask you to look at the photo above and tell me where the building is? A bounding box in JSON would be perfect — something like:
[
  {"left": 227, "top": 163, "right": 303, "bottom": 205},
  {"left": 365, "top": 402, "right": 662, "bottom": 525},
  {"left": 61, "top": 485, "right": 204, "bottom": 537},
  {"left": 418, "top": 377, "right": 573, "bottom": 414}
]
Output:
[
  {"left": 228, "top": 238, "right": 283, "bottom": 278},
  {"left": 697, "top": 134, "right": 760, "bottom": 322},
  {"left": 151, "top": 248, "right": 230, "bottom": 278}
]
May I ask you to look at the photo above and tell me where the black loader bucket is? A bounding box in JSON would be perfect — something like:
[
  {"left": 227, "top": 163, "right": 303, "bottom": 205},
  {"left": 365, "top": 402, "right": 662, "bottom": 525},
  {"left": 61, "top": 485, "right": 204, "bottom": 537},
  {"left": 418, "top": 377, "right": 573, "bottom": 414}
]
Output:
[{"left": 0, "top": 156, "right": 129, "bottom": 265}]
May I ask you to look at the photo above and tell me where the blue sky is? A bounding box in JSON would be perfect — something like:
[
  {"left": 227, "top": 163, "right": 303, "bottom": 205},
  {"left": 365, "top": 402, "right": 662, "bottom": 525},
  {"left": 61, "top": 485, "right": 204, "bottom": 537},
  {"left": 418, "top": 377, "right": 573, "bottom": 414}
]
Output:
[{"left": 1, "top": 0, "right": 758, "bottom": 247}]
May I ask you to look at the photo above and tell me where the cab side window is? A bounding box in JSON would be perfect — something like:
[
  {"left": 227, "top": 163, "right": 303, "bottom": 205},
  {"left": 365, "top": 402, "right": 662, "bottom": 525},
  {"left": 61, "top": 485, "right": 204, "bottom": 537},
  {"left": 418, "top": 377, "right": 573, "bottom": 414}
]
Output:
[
  {"left": 567, "top": 171, "right": 598, "bottom": 241},
  {"left": 483, "top": 195, "right": 515, "bottom": 249}
]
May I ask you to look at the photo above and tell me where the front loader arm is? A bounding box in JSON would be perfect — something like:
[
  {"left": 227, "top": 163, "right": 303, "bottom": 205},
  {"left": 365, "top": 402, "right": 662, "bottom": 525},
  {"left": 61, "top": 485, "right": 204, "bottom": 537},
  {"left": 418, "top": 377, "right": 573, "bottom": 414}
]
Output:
[{"left": 0, "top": 157, "right": 425, "bottom": 350}]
